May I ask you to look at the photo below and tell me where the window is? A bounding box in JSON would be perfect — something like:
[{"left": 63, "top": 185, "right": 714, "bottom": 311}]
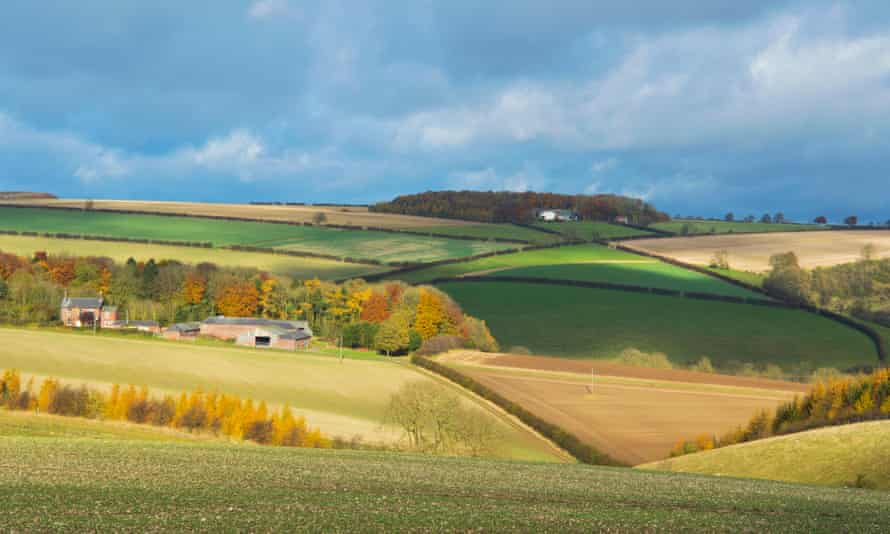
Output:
[{"left": 255, "top": 336, "right": 271, "bottom": 347}]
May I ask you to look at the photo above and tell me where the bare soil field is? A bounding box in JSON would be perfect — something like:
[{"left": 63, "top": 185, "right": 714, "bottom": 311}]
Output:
[
  {"left": 3, "top": 198, "right": 473, "bottom": 229},
  {"left": 438, "top": 351, "right": 805, "bottom": 464},
  {"left": 628, "top": 230, "right": 890, "bottom": 271}
]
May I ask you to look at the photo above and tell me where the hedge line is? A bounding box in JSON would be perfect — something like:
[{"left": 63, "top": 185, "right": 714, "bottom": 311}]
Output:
[
  {"left": 612, "top": 242, "right": 888, "bottom": 363},
  {"left": 411, "top": 354, "right": 624, "bottom": 466},
  {"left": 0, "top": 203, "right": 530, "bottom": 245},
  {"left": 429, "top": 275, "right": 783, "bottom": 308},
  {"left": 0, "top": 229, "right": 213, "bottom": 249}
]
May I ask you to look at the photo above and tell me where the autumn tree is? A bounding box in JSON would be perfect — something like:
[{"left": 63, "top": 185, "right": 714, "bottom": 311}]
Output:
[
  {"left": 215, "top": 278, "right": 259, "bottom": 317},
  {"left": 360, "top": 292, "right": 391, "bottom": 323},
  {"left": 414, "top": 289, "right": 448, "bottom": 340},
  {"left": 374, "top": 317, "right": 410, "bottom": 356}
]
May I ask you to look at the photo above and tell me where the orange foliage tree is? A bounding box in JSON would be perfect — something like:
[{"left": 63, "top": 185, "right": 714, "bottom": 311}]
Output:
[
  {"left": 360, "top": 292, "right": 391, "bottom": 323},
  {"left": 182, "top": 272, "right": 207, "bottom": 305},
  {"left": 215, "top": 279, "right": 259, "bottom": 317}
]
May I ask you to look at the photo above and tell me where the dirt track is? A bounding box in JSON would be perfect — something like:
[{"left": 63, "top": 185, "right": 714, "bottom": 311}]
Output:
[
  {"left": 627, "top": 230, "right": 890, "bottom": 271},
  {"left": 439, "top": 351, "right": 804, "bottom": 464}
]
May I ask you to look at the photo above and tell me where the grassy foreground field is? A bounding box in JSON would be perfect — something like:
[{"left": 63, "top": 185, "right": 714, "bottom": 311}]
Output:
[
  {"left": 640, "top": 421, "right": 890, "bottom": 490},
  {"left": 437, "top": 282, "right": 877, "bottom": 369},
  {"left": 3, "top": 435, "right": 889, "bottom": 531},
  {"left": 628, "top": 230, "right": 890, "bottom": 271},
  {"left": 0, "top": 328, "right": 559, "bottom": 461},
  {"left": 0, "top": 234, "right": 383, "bottom": 280},
  {"left": 0, "top": 207, "right": 514, "bottom": 263},
  {"left": 437, "top": 352, "right": 804, "bottom": 464}
]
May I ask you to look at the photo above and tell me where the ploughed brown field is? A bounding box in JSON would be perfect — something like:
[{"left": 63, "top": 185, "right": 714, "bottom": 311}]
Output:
[
  {"left": 627, "top": 230, "right": 890, "bottom": 271},
  {"left": 437, "top": 351, "right": 807, "bottom": 465},
  {"left": 2, "top": 198, "right": 472, "bottom": 229}
]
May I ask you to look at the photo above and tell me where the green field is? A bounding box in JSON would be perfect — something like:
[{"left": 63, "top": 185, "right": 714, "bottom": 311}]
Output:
[
  {"left": 3, "top": 434, "right": 888, "bottom": 531},
  {"left": 534, "top": 221, "right": 656, "bottom": 240},
  {"left": 640, "top": 421, "right": 890, "bottom": 490},
  {"left": 0, "top": 328, "right": 559, "bottom": 462},
  {"left": 0, "top": 234, "right": 382, "bottom": 280},
  {"left": 652, "top": 219, "right": 821, "bottom": 235},
  {"left": 414, "top": 223, "right": 562, "bottom": 244},
  {"left": 0, "top": 207, "right": 514, "bottom": 263},
  {"left": 437, "top": 282, "right": 877, "bottom": 369},
  {"left": 496, "top": 263, "right": 760, "bottom": 298}
]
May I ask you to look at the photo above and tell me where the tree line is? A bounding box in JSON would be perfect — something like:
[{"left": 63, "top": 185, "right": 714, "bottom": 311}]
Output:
[
  {"left": 371, "top": 191, "right": 669, "bottom": 225},
  {"left": 671, "top": 367, "right": 890, "bottom": 457},
  {"left": 0, "top": 249, "right": 498, "bottom": 355},
  {"left": 0, "top": 369, "right": 330, "bottom": 448}
]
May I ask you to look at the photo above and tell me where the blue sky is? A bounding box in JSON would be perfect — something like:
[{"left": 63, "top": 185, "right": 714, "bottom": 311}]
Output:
[{"left": 2, "top": 1, "right": 890, "bottom": 222}]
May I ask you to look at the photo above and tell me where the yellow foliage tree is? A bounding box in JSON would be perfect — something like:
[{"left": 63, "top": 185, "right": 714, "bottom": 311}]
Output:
[{"left": 414, "top": 289, "right": 447, "bottom": 340}]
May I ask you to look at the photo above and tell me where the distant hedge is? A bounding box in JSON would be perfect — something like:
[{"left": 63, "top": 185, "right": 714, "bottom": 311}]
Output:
[{"left": 412, "top": 354, "right": 624, "bottom": 466}]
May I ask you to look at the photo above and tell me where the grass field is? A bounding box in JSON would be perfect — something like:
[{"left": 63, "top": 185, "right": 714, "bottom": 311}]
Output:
[
  {"left": 652, "top": 219, "right": 821, "bottom": 235},
  {"left": 413, "top": 223, "right": 562, "bottom": 244},
  {"left": 629, "top": 230, "right": 890, "bottom": 271},
  {"left": 0, "top": 234, "right": 383, "bottom": 280},
  {"left": 0, "top": 328, "right": 560, "bottom": 462},
  {"left": 3, "top": 436, "right": 889, "bottom": 531},
  {"left": 437, "top": 351, "right": 804, "bottom": 464},
  {"left": 534, "top": 221, "right": 656, "bottom": 240},
  {"left": 3, "top": 198, "right": 473, "bottom": 229},
  {"left": 0, "top": 207, "right": 515, "bottom": 263},
  {"left": 640, "top": 421, "right": 890, "bottom": 490},
  {"left": 437, "top": 281, "right": 878, "bottom": 369}
]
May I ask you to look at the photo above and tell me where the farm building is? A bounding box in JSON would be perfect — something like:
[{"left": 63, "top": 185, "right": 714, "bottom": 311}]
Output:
[
  {"left": 104, "top": 320, "right": 161, "bottom": 334},
  {"left": 162, "top": 322, "right": 201, "bottom": 341},
  {"left": 60, "top": 296, "right": 118, "bottom": 328},
  {"left": 614, "top": 215, "right": 629, "bottom": 224},
  {"left": 536, "top": 209, "right": 579, "bottom": 222},
  {"left": 199, "top": 316, "right": 312, "bottom": 350}
]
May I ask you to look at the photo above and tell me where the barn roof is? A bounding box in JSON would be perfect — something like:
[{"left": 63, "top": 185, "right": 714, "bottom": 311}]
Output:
[{"left": 202, "top": 316, "right": 312, "bottom": 334}]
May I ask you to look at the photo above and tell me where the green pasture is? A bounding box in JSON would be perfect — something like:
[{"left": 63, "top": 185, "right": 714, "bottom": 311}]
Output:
[
  {"left": 394, "top": 244, "right": 641, "bottom": 283},
  {"left": 413, "top": 223, "right": 562, "bottom": 244},
  {"left": 640, "top": 420, "right": 890, "bottom": 491},
  {"left": 652, "top": 219, "right": 821, "bottom": 235},
  {"left": 496, "top": 263, "right": 760, "bottom": 298},
  {"left": 0, "top": 328, "right": 558, "bottom": 462},
  {"left": 2, "top": 435, "right": 887, "bottom": 531},
  {"left": 534, "top": 221, "right": 656, "bottom": 240},
  {"left": 0, "top": 234, "right": 381, "bottom": 280},
  {"left": 437, "top": 281, "right": 878, "bottom": 370},
  {"left": 0, "top": 207, "right": 514, "bottom": 263}
]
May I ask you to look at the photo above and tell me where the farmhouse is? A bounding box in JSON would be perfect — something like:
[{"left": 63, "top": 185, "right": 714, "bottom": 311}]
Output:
[
  {"left": 614, "top": 215, "right": 629, "bottom": 224},
  {"left": 199, "top": 316, "right": 312, "bottom": 350},
  {"left": 60, "top": 296, "right": 118, "bottom": 328},
  {"left": 536, "top": 209, "right": 578, "bottom": 222}
]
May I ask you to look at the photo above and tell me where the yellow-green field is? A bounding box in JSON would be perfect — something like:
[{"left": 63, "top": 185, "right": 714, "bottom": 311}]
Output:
[
  {"left": 639, "top": 421, "right": 890, "bottom": 490},
  {"left": 0, "top": 234, "right": 384, "bottom": 280},
  {"left": 0, "top": 328, "right": 562, "bottom": 462}
]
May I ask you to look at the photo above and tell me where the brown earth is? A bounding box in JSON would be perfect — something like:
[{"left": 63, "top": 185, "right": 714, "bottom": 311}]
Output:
[
  {"left": 627, "top": 231, "right": 890, "bottom": 272},
  {"left": 2, "top": 198, "right": 473, "bottom": 229},
  {"left": 438, "top": 351, "right": 806, "bottom": 465}
]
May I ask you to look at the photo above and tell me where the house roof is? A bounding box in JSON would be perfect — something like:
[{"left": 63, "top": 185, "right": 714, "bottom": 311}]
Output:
[{"left": 61, "top": 297, "right": 103, "bottom": 309}]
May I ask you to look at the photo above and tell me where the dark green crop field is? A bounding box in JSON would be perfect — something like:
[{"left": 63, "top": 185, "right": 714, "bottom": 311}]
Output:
[
  {"left": 534, "top": 221, "right": 656, "bottom": 240},
  {"left": 0, "top": 207, "right": 514, "bottom": 263},
  {"left": 652, "top": 219, "right": 821, "bottom": 235},
  {"left": 438, "top": 281, "right": 877, "bottom": 370},
  {"left": 2, "top": 433, "right": 888, "bottom": 532}
]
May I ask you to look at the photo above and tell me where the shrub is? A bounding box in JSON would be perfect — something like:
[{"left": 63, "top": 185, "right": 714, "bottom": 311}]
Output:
[
  {"left": 688, "top": 357, "right": 714, "bottom": 373},
  {"left": 416, "top": 335, "right": 466, "bottom": 356},
  {"left": 616, "top": 348, "right": 673, "bottom": 369}
]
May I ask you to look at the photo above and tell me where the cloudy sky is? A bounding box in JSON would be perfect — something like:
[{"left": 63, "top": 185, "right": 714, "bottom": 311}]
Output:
[{"left": 2, "top": 1, "right": 890, "bottom": 222}]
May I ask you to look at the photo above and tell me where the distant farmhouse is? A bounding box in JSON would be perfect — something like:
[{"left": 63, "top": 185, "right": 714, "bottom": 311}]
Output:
[
  {"left": 164, "top": 316, "right": 313, "bottom": 350},
  {"left": 61, "top": 297, "right": 312, "bottom": 350},
  {"left": 535, "top": 209, "right": 579, "bottom": 222},
  {"left": 613, "top": 215, "right": 629, "bottom": 224}
]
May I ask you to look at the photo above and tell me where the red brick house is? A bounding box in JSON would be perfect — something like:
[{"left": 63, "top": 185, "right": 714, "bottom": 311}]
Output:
[{"left": 60, "top": 296, "right": 118, "bottom": 328}]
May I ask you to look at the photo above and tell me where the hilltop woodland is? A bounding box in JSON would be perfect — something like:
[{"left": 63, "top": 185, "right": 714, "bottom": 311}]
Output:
[
  {"left": 672, "top": 368, "right": 890, "bottom": 458},
  {"left": 0, "top": 369, "right": 331, "bottom": 448},
  {"left": 762, "top": 246, "right": 890, "bottom": 326},
  {"left": 0, "top": 250, "right": 498, "bottom": 355},
  {"left": 371, "top": 191, "right": 669, "bottom": 225}
]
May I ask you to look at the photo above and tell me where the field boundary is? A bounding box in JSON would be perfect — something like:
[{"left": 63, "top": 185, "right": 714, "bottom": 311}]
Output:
[
  {"left": 411, "top": 354, "right": 624, "bottom": 466},
  {"left": 0, "top": 203, "right": 533, "bottom": 245},
  {"left": 428, "top": 275, "right": 783, "bottom": 308},
  {"left": 614, "top": 241, "right": 888, "bottom": 364}
]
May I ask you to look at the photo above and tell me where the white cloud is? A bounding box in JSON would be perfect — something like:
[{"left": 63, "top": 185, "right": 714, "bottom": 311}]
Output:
[
  {"left": 449, "top": 165, "right": 549, "bottom": 192},
  {"left": 247, "top": 0, "right": 294, "bottom": 20}
]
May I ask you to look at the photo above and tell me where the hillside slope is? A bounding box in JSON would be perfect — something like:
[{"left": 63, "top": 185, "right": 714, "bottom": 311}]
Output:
[
  {"left": 639, "top": 421, "right": 890, "bottom": 490},
  {"left": 2, "top": 434, "right": 889, "bottom": 531}
]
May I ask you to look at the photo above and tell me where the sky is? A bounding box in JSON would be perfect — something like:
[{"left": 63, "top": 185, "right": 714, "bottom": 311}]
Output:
[{"left": 2, "top": 1, "right": 890, "bottom": 222}]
